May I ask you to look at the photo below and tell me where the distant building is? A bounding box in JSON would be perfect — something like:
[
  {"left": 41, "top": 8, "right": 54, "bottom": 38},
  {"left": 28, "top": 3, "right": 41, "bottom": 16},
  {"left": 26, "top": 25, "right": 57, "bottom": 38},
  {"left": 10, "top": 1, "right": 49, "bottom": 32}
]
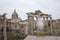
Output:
[{"left": 6, "top": 10, "right": 28, "bottom": 35}]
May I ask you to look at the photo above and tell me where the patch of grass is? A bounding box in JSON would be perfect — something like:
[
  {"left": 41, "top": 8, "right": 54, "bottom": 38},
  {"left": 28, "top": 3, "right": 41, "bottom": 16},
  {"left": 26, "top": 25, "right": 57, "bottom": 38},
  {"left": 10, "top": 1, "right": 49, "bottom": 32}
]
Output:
[
  {"left": 7, "top": 33, "right": 27, "bottom": 40},
  {"left": 36, "top": 32, "right": 52, "bottom": 37}
]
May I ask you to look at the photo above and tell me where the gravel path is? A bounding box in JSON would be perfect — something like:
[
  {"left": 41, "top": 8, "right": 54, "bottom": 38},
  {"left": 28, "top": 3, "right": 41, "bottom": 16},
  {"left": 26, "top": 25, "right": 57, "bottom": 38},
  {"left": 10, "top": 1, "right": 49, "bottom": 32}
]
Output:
[{"left": 24, "top": 35, "right": 60, "bottom": 40}]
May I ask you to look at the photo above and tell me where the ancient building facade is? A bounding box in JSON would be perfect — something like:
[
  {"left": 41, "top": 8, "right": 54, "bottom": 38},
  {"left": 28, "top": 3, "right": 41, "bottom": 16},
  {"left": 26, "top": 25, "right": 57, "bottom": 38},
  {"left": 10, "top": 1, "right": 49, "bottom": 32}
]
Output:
[
  {"left": 0, "top": 10, "right": 53, "bottom": 35},
  {"left": 7, "top": 10, "right": 28, "bottom": 35},
  {"left": 27, "top": 10, "right": 53, "bottom": 35}
]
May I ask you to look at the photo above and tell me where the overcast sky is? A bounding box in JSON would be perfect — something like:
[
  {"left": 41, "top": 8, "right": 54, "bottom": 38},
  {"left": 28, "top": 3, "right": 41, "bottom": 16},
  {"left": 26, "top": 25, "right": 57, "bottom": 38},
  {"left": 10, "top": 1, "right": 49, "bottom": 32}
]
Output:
[{"left": 0, "top": 0, "right": 60, "bottom": 20}]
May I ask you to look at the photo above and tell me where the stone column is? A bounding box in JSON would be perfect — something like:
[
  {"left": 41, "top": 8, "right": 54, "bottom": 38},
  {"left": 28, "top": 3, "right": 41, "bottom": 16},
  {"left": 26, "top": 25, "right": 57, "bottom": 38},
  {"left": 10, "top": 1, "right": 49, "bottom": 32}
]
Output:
[
  {"left": 46, "top": 17, "right": 49, "bottom": 32},
  {"left": 43, "top": 17, "right": 45, "bottom": 32},
  {"left": 33, "top": 17, "right": 36, "bottom": 32},
  {"left": 25, "top": 24, "right": 28, "bottom": 35},
  {"left": 3, "top": 14, "right": 7, "bottom": 40},
  {"left": 43, "top": 17, "right": 45, "bottom": 25},
  {"left": 36, "top": 16, "right": 39, "bottom": 34},
  {"left": 28, "top": 16, "right": 30, "bottom": 34},
  {"left": 31, "top": 16, "right": 34, "bottom": 35},
  {"left": 28, "top": 16, "right": 34, "bottom": 35},
  {"left": 50, "top": 17, "right": 53, "bottom": 34}
]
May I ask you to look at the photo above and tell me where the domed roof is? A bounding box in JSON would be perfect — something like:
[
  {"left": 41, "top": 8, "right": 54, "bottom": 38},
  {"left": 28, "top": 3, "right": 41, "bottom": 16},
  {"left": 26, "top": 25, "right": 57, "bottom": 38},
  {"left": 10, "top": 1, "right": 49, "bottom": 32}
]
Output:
[
  {"left": 12, "top": 9, "right": 18, "bottom": 19},
  {"left": 12, "top": 10, "right": 18, "bottom": 16}
]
